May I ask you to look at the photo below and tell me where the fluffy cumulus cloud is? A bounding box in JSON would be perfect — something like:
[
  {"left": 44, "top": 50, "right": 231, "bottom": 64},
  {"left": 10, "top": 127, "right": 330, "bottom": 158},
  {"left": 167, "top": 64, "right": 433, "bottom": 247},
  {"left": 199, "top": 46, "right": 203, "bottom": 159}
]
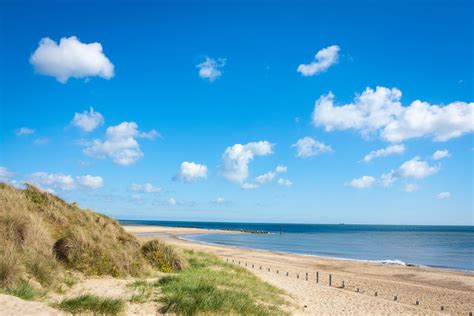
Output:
[
  {"left": 196, "top": 57, "right": 226, "bottom": 81},
  {"left": 212, "top": 197, "right": 227, "bottom": 204},
  {"left": 83, "top": 122, "right": 158, "bottom": 166},
  {"left": 130, "top": 182, "right": 161, "bottom": 193},
  {"left": 362, "top": 144, "right": 405, "bottom": 162},
  {"left": 292, "top": 136, "right": 333, "bottom": 158},
  {"left": 27, "top": 172, "right": 104, "bottom": 191},
  {"left": 72, "top": 107, "right": 104, "bottom": 132},
  {"left": 176, "top": 162, "right": 208, "bottom": 182},
  {"left": 76, "top": 175, "right": 104, "bottom": 189},
  {"left": 432, "top": 149, "right": 450, "bottom": 160},
  {"left": 28, "top": 172, "right": 75, "bottom": 191},
  {"left": 437, "top": 192, "right": 451, "bottom": 199},
  {"left": 221, "top": 141, "right": 273, "bottom": 183},
  {"left": 30, "top": 36, "right": 114, "bottom": 83},
  {"left": 275, "top": 165, "right": 287, "bottom": 173},
  {"left": 380, "top": 170, "right": 397, "bottom": 187},
  {"left": 297, "top": 45, "right": 340, "bottom": 76},
  {"left": 168, "top": 197, "right": 177, "bottom": 206},
  {"left": 398, "top": 156, "right": 440, "bottom": 179},
  {"left": 16, "top": 127, "right": 35, "bottom": 136},
  {"left": 277, "top": 178, "right": 292, "bottom": 187},
  {"left": 346, "top": 176, "right": 376, "bottom": 189},
  {"left": 312, "top": 86, "right": 474, "bottom": 142}
]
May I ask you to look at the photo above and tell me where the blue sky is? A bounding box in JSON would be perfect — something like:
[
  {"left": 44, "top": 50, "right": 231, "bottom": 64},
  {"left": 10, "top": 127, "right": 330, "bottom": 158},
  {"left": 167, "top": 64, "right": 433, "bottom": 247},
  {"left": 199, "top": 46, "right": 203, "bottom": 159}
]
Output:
[{"left": 0, "top": 0, "right": 472, "bottom": 225}]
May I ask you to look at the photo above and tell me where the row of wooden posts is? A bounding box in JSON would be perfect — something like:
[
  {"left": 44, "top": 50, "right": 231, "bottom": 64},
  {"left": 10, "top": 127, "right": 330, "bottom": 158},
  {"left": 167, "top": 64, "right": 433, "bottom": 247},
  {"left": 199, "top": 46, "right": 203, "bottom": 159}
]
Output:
[{"left": 224, "top": 257, "right": 473, "bottom": 315}]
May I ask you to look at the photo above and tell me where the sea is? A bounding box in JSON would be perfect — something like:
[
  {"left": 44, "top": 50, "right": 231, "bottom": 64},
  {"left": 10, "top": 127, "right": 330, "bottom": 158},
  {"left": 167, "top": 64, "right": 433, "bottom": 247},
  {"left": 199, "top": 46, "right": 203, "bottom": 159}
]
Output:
[{"left": 120, "top": 220, "right": 474, "bottom": 271}]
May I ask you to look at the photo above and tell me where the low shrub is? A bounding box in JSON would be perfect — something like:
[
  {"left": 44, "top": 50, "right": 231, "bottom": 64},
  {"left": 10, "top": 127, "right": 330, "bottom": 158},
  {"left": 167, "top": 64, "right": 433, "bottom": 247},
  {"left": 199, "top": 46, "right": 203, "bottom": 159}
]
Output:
[{"left": 142, "top": 240, "right": 187, "bottom": 272}]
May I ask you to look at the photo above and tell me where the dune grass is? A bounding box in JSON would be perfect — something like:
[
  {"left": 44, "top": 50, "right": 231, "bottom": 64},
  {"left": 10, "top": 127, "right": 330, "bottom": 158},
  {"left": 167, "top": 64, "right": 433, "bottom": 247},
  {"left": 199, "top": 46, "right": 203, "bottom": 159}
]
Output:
[
  {"left": 0, "top": 183, "right": 159, "bottom": 293},
  {"left": 3, "top": 280, "right": 43, "bottom": 300},
  {"left": 57, "top": 295, "right": 124, "bottom": 315},
  {"left": 142, "top": 240, "right": 187, "bottom": 273},
  {"left": 157, "top": 250, "right": 289, "bottom": 315}
]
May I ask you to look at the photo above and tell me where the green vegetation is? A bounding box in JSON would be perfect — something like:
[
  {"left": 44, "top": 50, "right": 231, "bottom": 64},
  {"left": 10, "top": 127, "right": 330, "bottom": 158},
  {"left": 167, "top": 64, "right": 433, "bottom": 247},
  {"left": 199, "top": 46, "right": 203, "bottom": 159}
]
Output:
[
  {"left": 128, "top": 279, "right": 161, "bottom": 303},
  {"left": 142, "top": 240, "right": 187, "bottom": 272},
  {"left": 158, "top": 250, "right": 289, "bottom": 315},
  {"left": 3, "top": 280, "right": 43, "bottom": 300},
  {"left": 57, "top": 295, "right": 124, "bottom": 315}
]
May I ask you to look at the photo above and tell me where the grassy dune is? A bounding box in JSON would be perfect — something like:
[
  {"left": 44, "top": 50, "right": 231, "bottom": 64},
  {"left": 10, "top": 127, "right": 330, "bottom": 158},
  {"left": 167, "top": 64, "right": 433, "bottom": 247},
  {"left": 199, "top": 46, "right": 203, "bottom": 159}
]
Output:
[
  {"left": 0, "top": 183, "right": 288, "bottom": 315},
  {"left": 0, "top": 183, "right": 183, "bottom": 292}
]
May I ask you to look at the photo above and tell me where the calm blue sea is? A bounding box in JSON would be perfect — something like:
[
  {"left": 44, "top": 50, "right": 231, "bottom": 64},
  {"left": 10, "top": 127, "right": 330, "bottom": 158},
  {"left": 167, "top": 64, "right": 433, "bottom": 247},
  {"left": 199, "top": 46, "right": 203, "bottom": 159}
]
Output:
[{"left": 120, "top": 220, "right": 474, "bottom": 271}]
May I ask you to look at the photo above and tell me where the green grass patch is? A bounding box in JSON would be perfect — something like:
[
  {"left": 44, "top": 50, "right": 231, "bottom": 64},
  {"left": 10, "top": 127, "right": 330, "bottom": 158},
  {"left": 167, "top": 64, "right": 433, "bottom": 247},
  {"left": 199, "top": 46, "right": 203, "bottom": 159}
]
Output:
[
  {"left": 5, "top": 280, "right": 42, "bottom": 300},
  {"left": 128, "top": 279, "right": 161, "bottom": 303},
  {"left": 158, "top": 250, "right": 289, "bottom": 315},
  {"left": 57, "top": 294, "right": 124, "bottom": 315}
]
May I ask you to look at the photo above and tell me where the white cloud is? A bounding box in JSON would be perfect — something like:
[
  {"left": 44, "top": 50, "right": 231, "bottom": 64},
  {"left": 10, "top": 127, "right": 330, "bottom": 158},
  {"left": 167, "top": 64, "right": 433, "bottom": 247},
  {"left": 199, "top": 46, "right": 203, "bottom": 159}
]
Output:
[
  {"left": 197, "top": 57, "right": 226, "bottom": 81},
  {"left": 275, "top": 165, "right": 287, "bottom": 173},
  {"left": 27, "top": 172, "right": 104, "bottom": 191},
  {"left": 168, "top": 197, "right": 177, "bottom": 206},
  {"left": 83, "top": 122, "right": 158, "bottom": 166},
  {"left": 76, "top": 175, "right": 104, "bottom": 189},
  {"left": 241, "top": 182, "right": 260, "bottom": 190},
  {"left": 403, "top": 183, "right": 418, "bottom": 193},
  {"left": 277, "top": 178, "right": 292, "bottom": 187},
  {"left": 130, "top": 182, "right": 161, "bottom": 193},
  {"left": 437, "top": 192, "right": 451, "bottom": 199},
  {"left": 28, "top": 172, "right": 75, "bottom": 191},
  {"left": 255, "top": 171, "right": 276, "bottom": 185},
  {"left": 297, "top": 45, "right": 340, "bottom": 76},
  {"left": 176, "top": 162, "right": 208, "bottom": 182},
  {"left": 432, "top": 150, "right": 450, "bottom": 160},
  {"left": 362, "top": 144, "right": 405, "bottom": 162},
  {"left": 312, "top": 86, "right": 474, "bottom": 142},
  {"left": 221, "top": 141, "right": 273, "bottom": 183},
  {"left": 30, "top": 36, "right": 114, "bottom": 83},
  {"left": 399, "top": 156, "right": 440, "bottom": 179},
  {"left": 0, "top": 167, "right": 13, "bottom": 182},
  {"left": 212, "top": 197, "right": 226, "bottom": 204},
  {"left": 380, "top": 170, "right": 397, "bottom": 187},
  {"left": 346, "top": 176, "right": 376, "bottom": 189},
  {"left": 292, "top": 136, "right": 333, "bottom": 158},
  {"left": 72, "top": 107, "right": 104, "bottom": 132},
  {"left": 16, "top": 127, "right": 35, "bottom": 136}
]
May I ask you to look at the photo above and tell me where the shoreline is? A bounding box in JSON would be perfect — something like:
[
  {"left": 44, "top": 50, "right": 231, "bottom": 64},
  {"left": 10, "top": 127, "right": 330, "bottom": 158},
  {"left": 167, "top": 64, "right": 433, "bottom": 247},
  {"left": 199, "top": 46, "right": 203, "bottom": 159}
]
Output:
[
  {"left": 177, "top": 234, "right": 474, "bottom": 274},
  {"left": 123, "top": 224, "right": 474, "bottom": 315}
]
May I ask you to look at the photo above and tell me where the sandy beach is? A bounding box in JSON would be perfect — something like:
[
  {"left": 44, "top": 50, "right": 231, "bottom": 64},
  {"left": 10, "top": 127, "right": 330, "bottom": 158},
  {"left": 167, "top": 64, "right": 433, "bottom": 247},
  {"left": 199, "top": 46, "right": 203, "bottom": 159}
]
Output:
[{"left": 124, "top": 225, "right": 474, "bottom": 315}]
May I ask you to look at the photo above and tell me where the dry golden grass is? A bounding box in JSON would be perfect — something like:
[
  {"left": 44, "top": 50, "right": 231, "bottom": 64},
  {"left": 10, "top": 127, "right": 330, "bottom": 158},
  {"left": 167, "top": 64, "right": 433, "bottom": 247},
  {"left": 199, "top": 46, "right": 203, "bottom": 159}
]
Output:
[{"left": 0, "top": 183, "right": 155, "bottom": 291}]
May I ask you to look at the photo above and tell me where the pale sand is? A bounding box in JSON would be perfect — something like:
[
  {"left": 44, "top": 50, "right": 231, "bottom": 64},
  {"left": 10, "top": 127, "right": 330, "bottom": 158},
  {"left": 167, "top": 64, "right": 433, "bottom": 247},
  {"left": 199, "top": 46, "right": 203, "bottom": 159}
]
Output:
[{"left": 124, "top": 225, "right": 474, "bottom": 315}]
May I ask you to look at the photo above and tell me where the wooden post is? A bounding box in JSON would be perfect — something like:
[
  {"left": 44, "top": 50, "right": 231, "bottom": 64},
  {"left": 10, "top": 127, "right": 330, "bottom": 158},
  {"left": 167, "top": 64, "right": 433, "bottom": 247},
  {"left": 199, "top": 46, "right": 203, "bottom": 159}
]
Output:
[
  {"left": 374, "top": 291, "right": 378, "bottom": 297},
  {"left": 260, "top": 266, "right": 262, "bottom": 270},
  {"left": 297, "top": 274, "right": 299, "bottom": 279},
  {"left": 356, "top": 288, "right": 359, "bottom": 293},
  {"left": 440, "top": 306, "right": 444, "bottom": 311},
  {"left": 252, "top": 264, "right": 254, "bottom": 268},
  {"left": 305, "top": 272, "right": 308, "bottom": 281},
  {"left": 232, "top": 259, "right": 234, "bottom": 263},
  {"left": 238, "top": 261, "right": 240, "bottom": 265},
  {"left": 277, "top": 270, "right": 279, "bottom": 274},
  {"left": 341, "top": 281, "right": 345, "bottom": 288},
  {"left": 329, "top": 274, "right": 332, "bottom": 286},
  {"left": 415, "top": 300, "right": 419, "bottom": 306},
  {"left": 316, "top": 272, "right": 319, "bottom": 283},
  {"left": 394, "top": 295, "right": 397, "bottom": 301},
  {"left": 268, "top": 268, "right": 270, "bottom": 272},
  {"left": 226, "top": 258, "right": 228, "bottom": 262},
  {"left": 286, "top": 272, "right": 289, "bottom": 277}
]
